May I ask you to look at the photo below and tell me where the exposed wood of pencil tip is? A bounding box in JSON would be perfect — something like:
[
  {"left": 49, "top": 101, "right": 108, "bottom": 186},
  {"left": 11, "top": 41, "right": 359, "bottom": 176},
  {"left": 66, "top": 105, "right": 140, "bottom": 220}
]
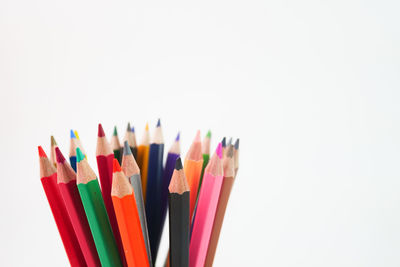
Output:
[
  {"left": 55, "top": 148, "right": 76, "bottom": 183},
  {"left": 152, "top": 120, "right": 164, "bottom": 144},
  {"left": 38, "top": 146, "right": 56, "bottom": 178},
  {"left": 140, "top": 123, "right": 150, "bottom": 146},
  {"left": 111, "top": 170, "right": 133, "bottom": 198},
  {"left": 76, "top": 154, "right": 97, "bottom": 184},
  {"left": 186, "top": 130, "right": 202, "bottom": 161},
  {"left": 205, "top": 146, "right": 224, "bottom": 176},
  {"left": 169, "top": 132, "right": 181, "bottom": 154},
  {"left": 111, "top": 128, "right": 122, "bottom": 150},
  {"left": 223, "top": 145, "right": 235, "bottom": 178},
  {"left": 97, "top": 128, "right": 113, "bottom": 156},
  {"left": 121, "top": 141, "right": 140, "bottom": 177},
  {"left": 169, "top": 158, "right": 189, "bottom": 195},
  {"left": 202, "top": 132, "right": 211, "bottom": 155}
]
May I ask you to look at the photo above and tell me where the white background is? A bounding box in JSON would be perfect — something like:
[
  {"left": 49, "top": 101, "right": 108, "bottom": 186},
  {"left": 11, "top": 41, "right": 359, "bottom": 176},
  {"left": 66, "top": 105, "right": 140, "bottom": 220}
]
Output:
[{"left": 1, "top": 0, "right": 399, "bottom": 266}]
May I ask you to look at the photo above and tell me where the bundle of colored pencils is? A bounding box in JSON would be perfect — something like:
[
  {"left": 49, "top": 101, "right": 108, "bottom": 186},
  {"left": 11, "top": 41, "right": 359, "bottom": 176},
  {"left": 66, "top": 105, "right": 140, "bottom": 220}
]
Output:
[{"left": 38, "top": 120, "right": 240, "bottom": 267}]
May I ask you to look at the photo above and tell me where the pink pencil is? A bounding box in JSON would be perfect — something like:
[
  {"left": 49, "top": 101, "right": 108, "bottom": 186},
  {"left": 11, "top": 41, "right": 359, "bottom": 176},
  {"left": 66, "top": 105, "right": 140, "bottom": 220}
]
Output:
[{"left": 189, "top": 143, "right": 224, "bottom": 267}]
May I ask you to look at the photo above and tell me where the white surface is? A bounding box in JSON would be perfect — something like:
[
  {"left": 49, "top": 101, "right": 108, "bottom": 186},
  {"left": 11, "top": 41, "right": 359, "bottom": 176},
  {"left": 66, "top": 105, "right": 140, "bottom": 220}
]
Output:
[{"left": 1, "top": 0, "right": 399, "bottom": 266}]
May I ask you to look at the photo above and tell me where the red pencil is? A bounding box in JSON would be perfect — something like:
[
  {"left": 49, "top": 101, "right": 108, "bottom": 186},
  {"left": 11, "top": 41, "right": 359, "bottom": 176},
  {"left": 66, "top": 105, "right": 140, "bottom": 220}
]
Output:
[
  {"left": 96, "top": 123, "right": 126, "bottom": 266},
  {"left": 55, "top": 148, "right": 101, "bottom": 267},
  {"left": 38, "top": 146, "right": 86, "bottom": 267}
]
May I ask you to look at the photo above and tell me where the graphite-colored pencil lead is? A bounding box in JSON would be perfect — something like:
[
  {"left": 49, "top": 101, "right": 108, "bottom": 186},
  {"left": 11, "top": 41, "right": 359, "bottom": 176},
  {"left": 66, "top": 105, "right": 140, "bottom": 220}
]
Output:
[
  {"left": 123, "top": 141, "right": 132, "bottom": 155},
  {"left": 157, "top": 118, "right": 161, "bottom": 127},
  {"left": 221, "top": 137, "right": 226, "bottom": 148},
  {"left": 51, "top": 136, "right": 57, "bottom": 146},
  {"left": 175, "top": 157, "right": 183, "bottom": 170},
  {"left": 234, "top": 139, "right": 240, "bottom": 149},
  {"left": 127, "top": 123, "right": 131, "bottom": 132},
  {"left": 98, "top": 123, "right": 106, "bottom": 137}
]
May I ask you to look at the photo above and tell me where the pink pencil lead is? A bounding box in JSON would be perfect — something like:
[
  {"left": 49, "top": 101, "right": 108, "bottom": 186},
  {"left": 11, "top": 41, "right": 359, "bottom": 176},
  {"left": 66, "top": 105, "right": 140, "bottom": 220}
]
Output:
[
  {"left": 194, "top": 130, "right": 201, "bottom": 142},
  {"left": 216, "top": 142, "right": 223, "bottom": 159}
]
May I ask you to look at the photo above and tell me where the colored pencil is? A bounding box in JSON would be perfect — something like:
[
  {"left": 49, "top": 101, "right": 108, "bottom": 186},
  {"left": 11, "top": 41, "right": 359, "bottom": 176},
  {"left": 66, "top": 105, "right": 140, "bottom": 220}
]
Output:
[
  {"left": 69, "top": 130, "right": 79, "bottom": 172},
  {"left": 204, "top": 145, "right": 235, "bottom": 267},
  {"left": 189, "top": 143, "right": 224, "bottom": 267},
  {"left": 234, "top": 139, "right": 240, "bottom": 176},
  {"left": 123, "top": 123, "right": 137, "bottom": 160},
  {"left": 96, "top": 123, "right": 126, "bottom": 266},
  {"left": 50, "top": 135, "right": 58, "bottom": 167},
  {"left": 112, "top": 159, "right": 149, "bottom": 267},
  {"left": 221, "top": 137, "right": 226, "bottom": 158},
  {"left": 168, "top": 157, "right": 190, "bottom": 267},
  {"left": 74, "top": 130, "right": 87, "bottom": 156},
  {"left": 198, "top": 130, "right": 211, "bottom": 199},
  {"left": 111, "top": 126, "right": 123, "bottom": 164},
  {"left": 145, "top": 119, "right": 164, "bottom": 263},
  {"left": 130, "top": 125, "right": 138, "bottom": 159},
  {"left": 38, "top": 146, "right": 86, "bottom": 267},
  {"left": 55, "top": 148, "right": 101, "bottom": 267},
  {"left": 121, "top": 141, "right": 152, "bottom": 267},
  {"left": 184, "top": 130, "right": 203, "bottom": 220},
  {"left": 157, "top": 132, "right": 181, "bottom": 252},
  {"left": 76, "top": 148, "right": 123, "bottom": 267},
  {"left": 136, "top": 123, "right": 150, "bottom": 200}
]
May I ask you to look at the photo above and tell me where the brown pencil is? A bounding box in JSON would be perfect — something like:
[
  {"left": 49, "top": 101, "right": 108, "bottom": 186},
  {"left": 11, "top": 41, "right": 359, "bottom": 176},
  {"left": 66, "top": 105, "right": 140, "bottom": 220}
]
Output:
[{"left": 204, "top": 145, "right": 236, "bottom": 267}]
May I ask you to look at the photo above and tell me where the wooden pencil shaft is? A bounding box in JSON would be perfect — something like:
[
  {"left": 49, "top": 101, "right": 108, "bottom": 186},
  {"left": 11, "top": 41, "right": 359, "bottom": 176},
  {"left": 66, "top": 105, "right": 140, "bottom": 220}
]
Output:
[
  {"left": 77, "top": 180, "right": 123, "bottom": 267},
  {"left": 169, "top": 192, "right": 190, "bottom": 267}
]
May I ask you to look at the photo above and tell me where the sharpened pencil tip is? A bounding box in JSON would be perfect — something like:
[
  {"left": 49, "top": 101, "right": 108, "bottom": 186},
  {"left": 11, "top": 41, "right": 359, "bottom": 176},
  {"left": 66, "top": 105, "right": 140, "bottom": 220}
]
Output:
[
  {"left": 113, "top": 126, "right": 118, "bottom": 136},
  {"left": 126, "top": 122, "right": 131, "bottom": 132},
  {"left": 228, "top": 137, "right": 232, "bottom": 146},
  {"left": 227, "top": 145, "right": 234, "bottom": 157},
  {"left": 70, "top": 130, "right": 76, "bottom": 139},
  {"left": 51, "top": 136, "right": 57, "bottom": 146},
  {"left": 157, "top": 118, "right": 161, "bottom": 127},
  {"left": 194, "top": 130, "right": 201, "bottom": 142},
  {"left": 175, "top": 157, "right": 183, "bottom": 170},
  {"left": 131, "top": 126, "right": 135, "bottom": 133},
  {"left": 145, "top": 122, "right": 149, "bottom": 131},
  {"left": 206, "top": 130, "right": 212, "bottom": 138},
  {"left": 113, "top": 158, "right": 121, "bottom": 173},
  {"left": 216, "top": 143, "right": 223, "bottom": 159},
  {"left": 221, "top": 137, "right": 226, "bottom": 148},
  {"left": 175, "top": 132, "right": 180, "bottom": 141},
  {"left": 98, "top": 123, "right": 105, "bottom": 137},
  {"left": 123, "top": 141, "right": 132, "bottom": 155},
  {"left": 76, "top": 148, "right": 85, "bottom": 162},
  {"left": 55, "top": 147, "right": 66, "bottom": 163},
  {"left": 74, "top": 130, "right": 80, "bottom": 140},
  {"left": 234, "top": 138, "right": 240, "bottom": 149},
  {"left": 38, "top": 146, "right": 47, "bottom": 158}
]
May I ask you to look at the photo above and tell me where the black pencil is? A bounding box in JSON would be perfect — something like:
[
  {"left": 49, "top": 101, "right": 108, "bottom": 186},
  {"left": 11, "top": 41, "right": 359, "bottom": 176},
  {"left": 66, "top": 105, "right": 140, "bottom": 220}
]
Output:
[{"left": 168, "top": 157, "right": 190, "bottom": 267}]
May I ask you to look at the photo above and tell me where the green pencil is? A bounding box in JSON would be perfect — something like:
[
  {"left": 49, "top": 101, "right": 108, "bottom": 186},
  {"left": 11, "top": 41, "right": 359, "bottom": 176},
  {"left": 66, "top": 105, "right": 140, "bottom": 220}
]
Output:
[
  {"left": 111, "top": 126, "right": 123, "bottom": 164},
  {"left": 76, "top": 148, "right": 123, "bottom": 267},
  {"left": 197, "top": 130, "right": 211, "bottom": 199}
]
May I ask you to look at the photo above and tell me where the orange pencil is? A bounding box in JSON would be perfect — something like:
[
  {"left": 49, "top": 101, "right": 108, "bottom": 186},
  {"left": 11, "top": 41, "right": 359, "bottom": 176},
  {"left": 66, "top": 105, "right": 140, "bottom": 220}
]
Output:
[
  {"left": 184, "top": 130, "right": 203, "bottom": 219},
  {"left": 111, "top": 159, "right": 149, "bottom": 267}
]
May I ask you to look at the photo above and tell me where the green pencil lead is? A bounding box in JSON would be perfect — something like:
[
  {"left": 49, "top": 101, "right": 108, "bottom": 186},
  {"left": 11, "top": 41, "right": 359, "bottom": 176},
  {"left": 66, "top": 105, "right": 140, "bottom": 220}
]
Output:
[{"left": 76, "top": 147, "right": 85, "bottom": 162}]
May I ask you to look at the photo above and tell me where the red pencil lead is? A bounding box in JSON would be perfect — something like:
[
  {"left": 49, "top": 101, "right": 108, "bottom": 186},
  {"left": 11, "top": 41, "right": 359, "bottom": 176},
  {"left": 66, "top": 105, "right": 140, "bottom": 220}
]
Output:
[
  {"left": 98, "top": 123, "right": 106, "bottom": 137},
  {"left": 113, "top": 158, "right": 122, "bottom": 173},
  {"left": 38, "top": 146, "right": 47, "bottom": 158},
  {"left": 55, "top": 147, "right": 66, "bottom": 163}
]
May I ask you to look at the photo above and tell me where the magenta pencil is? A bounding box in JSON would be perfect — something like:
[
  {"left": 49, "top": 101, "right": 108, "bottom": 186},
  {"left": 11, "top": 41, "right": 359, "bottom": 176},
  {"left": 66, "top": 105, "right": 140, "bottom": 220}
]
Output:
[{"left": 189, "top": 143, "right": 224, "bottom": 267}]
